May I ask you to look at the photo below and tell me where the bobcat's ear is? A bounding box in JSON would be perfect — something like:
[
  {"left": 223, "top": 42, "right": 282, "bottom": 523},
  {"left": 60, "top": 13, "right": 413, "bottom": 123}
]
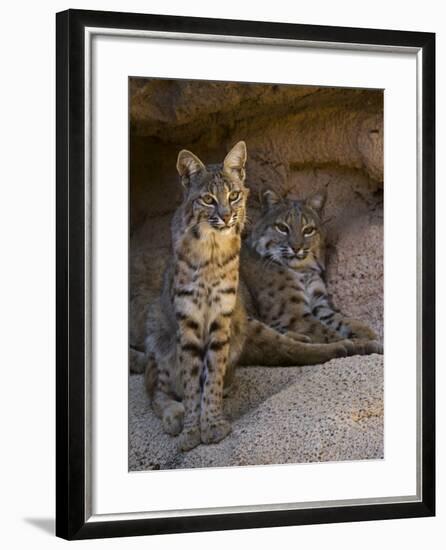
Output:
[
  {"left": 223, "top": 141, "right": 247, "bottom": 182},
  {"left": 306, "top": 190, "right": 327, "bottom": 214},
  {"left": 176, "top": 150, "right": 205, "bottom": 186},
  {"left": 261, "top": 189, "right": 281, "bottom": 210}
]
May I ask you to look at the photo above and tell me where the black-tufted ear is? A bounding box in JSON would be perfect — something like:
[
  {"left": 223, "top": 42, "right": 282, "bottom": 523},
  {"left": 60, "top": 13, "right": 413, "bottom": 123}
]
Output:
[
  {"left": 261, "top": 189, "right": 281, "bottom": 210},
  {"left": 223, "top": 141, "right": 247, "bottom": 181},
  {"left": 176, "top": 149, "right": 205, "bottom": 187},
  {"left": 306, "top": 190, "right": 327, "bottom": 214}
]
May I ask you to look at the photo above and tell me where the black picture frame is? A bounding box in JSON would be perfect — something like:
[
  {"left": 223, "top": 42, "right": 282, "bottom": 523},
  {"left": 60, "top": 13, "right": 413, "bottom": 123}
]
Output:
[{"left": 56, "top": 9, "right": 435, "bottom": 540}]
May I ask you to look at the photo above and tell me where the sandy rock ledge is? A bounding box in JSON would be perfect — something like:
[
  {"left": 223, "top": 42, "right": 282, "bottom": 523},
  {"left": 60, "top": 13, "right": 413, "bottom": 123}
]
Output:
[{"left": 129, "top": 354, "right": 383, "bottom": 470}]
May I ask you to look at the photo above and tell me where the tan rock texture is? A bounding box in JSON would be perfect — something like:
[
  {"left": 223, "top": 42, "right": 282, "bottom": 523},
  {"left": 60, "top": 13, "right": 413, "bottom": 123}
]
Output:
[
  {"left": 129, "top": 79, "right": 384, "bottom": 468},
  {"left": 129, "top": 355, "right": 383, "bottom": 470}
]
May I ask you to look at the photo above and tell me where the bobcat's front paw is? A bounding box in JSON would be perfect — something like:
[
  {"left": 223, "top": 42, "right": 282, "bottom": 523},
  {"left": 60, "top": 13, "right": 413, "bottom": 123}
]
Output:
[
  {"left": 341, "top": 339, "right": 383, "bottom": 356},
  {"left": 201, "top": 418, "right": 232, "bottom": 445},
  {"left": 162, "top": 402, "right": 184, "bottom": 436},
  {"left": 360, "top": 340, "right": 383, "bottom": 355},
  {"left": 347, "top": 320, "right": 378, "bottom": 341},
  {"left": 324, "top": 341, "right": 350, "bottom": 358},
  {"left": 178, "top": 425, "right": 201, "bottom": 452}
]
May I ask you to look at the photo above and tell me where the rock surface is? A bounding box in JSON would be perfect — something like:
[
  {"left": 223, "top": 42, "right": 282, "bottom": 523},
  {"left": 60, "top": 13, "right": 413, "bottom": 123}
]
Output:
[{"left": 129, "top": 355, "right": 383, "bottom": 470}]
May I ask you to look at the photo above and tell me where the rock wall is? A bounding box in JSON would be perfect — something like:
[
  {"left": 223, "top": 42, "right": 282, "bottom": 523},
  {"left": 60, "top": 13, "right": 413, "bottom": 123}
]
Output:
[{"left": 130, "top": 78, "right": 384, "bottom": 346}]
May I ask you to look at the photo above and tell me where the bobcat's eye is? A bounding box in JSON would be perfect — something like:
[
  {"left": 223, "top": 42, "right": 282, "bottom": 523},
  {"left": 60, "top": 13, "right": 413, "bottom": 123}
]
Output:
[
  {"left": 303, "top": 226, "right": 316, "bottom": 237},
  {"left": 201, "top": 194, "right": 215, "bottom": 205},
  {"left": 228, "top": 190, "right": 240, "bottom": 202},
  {"left": 275, "top": 223, "right": 289, "bottom": 234}
]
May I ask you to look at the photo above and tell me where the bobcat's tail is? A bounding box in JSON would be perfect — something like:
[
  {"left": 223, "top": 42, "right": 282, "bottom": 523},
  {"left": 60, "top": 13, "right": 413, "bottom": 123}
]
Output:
[{"left": 239, "top": 317, "right": 349, "bottom": 366}]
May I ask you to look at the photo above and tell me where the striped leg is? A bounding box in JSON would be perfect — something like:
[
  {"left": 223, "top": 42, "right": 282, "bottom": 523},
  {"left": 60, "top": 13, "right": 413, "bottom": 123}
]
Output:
[
  {"left": 200, "top": 316, "right": 232, "bottom": 444},
  {"left": 176, "top": 337, "right": 204, "bottom": 452}
]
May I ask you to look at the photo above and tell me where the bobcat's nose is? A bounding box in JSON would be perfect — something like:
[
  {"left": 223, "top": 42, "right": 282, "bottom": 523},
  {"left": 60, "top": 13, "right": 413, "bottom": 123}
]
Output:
[
  {"left": 220, "top": 212, "right": 232, "bottom": 225},
  {"left": 294, "top": 247, "right": 307, "bottom": 259}
]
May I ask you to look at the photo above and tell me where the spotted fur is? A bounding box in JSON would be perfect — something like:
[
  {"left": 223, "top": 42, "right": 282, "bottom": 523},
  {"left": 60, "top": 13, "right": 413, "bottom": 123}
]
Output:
[
  {"left": 241, "top": 189, "right": 382, "bottom": 349},
  {"left": 145, "top": 142, "right": 250, "bottom": 451},
  {"left": 143, "top": 150, "right": 381, "bottom": 453}
]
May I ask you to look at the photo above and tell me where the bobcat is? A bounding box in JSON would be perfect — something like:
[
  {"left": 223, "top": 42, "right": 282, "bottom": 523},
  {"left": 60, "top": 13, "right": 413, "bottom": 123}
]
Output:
[
  {"left": 241, "top": 189, "right": 382, "bottom": 349},
  {"left": 143, "top": 143, "right": 376, "bottom": 452}
]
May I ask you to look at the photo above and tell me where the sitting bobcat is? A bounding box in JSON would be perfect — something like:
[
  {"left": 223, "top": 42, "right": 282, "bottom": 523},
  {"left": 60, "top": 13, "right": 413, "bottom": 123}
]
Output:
[
  {"left": 144, "top": 142, "right": 377, "bottom": 452},
  {"left": 241, "top": 188, "right": 382, "bottom": 348}
]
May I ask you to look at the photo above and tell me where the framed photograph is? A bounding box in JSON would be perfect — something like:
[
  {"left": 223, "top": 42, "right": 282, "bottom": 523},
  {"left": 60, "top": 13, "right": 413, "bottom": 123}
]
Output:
[{"left": 56, "top": 9, "right": 435, "bottom": 540}]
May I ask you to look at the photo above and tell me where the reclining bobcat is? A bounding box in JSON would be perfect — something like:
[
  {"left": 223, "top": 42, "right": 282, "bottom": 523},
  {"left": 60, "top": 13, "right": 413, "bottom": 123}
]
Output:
[
  {"left": 241, "top": 189, "right": 381, "bottom": 347},
  {"left": 144, "top": 142, "right": 379, "bottom": 452}
]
